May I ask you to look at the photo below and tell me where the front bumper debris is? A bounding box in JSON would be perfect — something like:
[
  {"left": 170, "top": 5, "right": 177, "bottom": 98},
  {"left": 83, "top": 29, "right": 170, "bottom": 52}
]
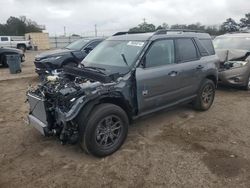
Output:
[{"left": 218, "top": 66, "right": 249, "bottom": 86}]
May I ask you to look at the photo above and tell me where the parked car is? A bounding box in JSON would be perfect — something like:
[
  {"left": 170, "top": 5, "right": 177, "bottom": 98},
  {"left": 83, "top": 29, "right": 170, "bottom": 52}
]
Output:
[
  {"left": 27, "top": 29, "right": 218, "bottom": 157},
  {"left": 0, "top": 47, "right": 25, "bottom": 67},
  {"left": 214, "top": 33, "right": 250, "bottom": 90},
  {"left": 34, "top": 38, "right": 104, "bottom": 78},
  {"left": 0, "top": 36, "right": 32, "bottom": 52}
]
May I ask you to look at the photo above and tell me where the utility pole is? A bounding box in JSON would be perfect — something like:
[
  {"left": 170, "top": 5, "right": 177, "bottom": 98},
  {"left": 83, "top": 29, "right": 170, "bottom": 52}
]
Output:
[
  {"left": 64, "top": 26, "right": 66, "bottom": 36},
  {"left": 94, "top": 24, "right": 97, "bottom": 37},
  {"left": 143, "top": 18, "right": 146, "bottom": 24}
]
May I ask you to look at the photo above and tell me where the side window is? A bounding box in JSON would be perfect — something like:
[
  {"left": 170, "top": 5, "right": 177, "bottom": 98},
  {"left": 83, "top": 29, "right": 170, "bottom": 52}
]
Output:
[
  {"left": 84, "top": 41, "right": 101, "bottom": 53},
  {"left": 200, "top": 39, "right": 215, "bottom": 55},
  {"left": 176, "top": 38, "right": 198, "bottom": 62},
  {"left": 1, "top": 37, "right": 8, "bottom": 42},
  {"left": 145, "top": 40, "right": 175, "bottom": 68},
  {"left": 194, "top": 38, "right": 209, "bottom": 56},
  {"left": 87, "top": 41, "right": 101, "bottom": 49}
]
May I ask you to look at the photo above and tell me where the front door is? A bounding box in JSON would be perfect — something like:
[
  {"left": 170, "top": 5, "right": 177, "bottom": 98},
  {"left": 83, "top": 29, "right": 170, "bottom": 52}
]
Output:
[{"left": 136, "top": 39, "right": 182, "bottom": 114}]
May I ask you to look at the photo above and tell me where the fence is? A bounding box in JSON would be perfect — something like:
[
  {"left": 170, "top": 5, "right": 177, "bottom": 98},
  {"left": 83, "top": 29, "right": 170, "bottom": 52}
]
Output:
[
  {"left": 49, "top": 36, "right": 84, "bottom": 49},
  {"left": 8, "top": 35, "right": 90, "bottom": 49}
]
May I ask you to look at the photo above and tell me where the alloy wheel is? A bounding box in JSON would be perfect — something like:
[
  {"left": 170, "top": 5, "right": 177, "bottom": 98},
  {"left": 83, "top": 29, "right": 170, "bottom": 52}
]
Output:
[{"left": 95, "top": 115, "right": 123, "bottom": 148}]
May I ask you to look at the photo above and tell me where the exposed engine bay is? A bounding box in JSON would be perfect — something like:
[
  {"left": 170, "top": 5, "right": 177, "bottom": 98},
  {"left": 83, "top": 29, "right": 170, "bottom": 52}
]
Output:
[
  {"left": 216, "top": 49, "right": 250, "bottom": 70},
  {"left": 27, "top": 66, "right": 120, "bottom": 144},
  {"left": 216, "top": 49, "right": 250, "bottom": 87}
]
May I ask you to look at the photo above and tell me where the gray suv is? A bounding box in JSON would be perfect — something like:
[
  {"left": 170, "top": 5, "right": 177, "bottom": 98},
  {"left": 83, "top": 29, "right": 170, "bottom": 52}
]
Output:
[{"left": 27, "top": 30, "right": 219, "bottom": 157}]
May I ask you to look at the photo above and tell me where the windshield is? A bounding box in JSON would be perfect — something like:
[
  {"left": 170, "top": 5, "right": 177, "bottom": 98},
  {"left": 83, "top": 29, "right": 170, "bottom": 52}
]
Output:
[
  {"left": 65, "top": 39, "right": 89, "bottom": 50},
  {"left": 213, "top": 37, "right": 250, "bottom": 51},
  {"left": 82, "top": 40, "right": 145, "bottom": 74}
]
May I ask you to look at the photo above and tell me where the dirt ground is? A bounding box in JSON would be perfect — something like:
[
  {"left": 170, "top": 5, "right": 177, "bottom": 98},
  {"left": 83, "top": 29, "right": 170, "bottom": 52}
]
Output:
[{"left": 1, "top": 51, "right": 250, "bottom": 188}]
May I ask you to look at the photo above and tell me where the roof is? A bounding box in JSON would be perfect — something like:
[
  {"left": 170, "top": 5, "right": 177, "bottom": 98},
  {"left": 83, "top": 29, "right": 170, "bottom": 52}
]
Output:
[{"left": 108, "top": 30, "right": 211, "bottom": 41}]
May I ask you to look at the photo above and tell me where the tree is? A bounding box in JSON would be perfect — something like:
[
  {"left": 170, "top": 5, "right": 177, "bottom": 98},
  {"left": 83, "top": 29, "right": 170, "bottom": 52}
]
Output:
[
  {"left": 221, "top": 18, "right": 239, "bottom": 32},
  {"left": 240, "top": 13, "right": 250, "bottom": 28},
  {"left": 156, "top": 22, "right": 169, "bottom": 30},
  {"left": 205, "top": 25, "right": 223, "bottom": 36},
  {"left": 0, "top": 16, "right": 42, "bottom": 36},
  {"left": 170, "top": 24, "right": 188, "bottom": 29},
  {"left": 129, "top": 21, "right": 156, "bottom": 33}
]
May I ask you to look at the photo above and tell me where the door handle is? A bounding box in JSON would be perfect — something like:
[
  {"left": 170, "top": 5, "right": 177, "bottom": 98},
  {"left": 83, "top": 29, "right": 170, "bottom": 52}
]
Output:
[
  {"left": 196, "top": 65, "right": 204, "bottom": 70},
  {"left": 168, "top": 71, "right": 178, "bottom": 77}
]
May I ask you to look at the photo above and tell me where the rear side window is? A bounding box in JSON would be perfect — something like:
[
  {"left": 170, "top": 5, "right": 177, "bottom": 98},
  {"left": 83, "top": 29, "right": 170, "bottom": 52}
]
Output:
[
  {"left": 145, "top": 39, "right": 175, "bottom": 68},
  {"left": 88, "top": 40, "right": 101, "bottom": 48},
  {"left": 1, "top": 37, "right": 8, "bottom": 41},
  {"left": 194, "top": 38, "right": 209, "bottom": 56},
  {"left": 176, "top": 38, "right": 198, "bottom": 62},
  {"left": 200, "top": 39, "right": 215, "bottom": 55}
]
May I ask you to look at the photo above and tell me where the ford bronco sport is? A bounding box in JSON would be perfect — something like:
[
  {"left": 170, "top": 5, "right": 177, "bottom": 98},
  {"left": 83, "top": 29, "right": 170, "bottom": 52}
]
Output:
[{"left": 27, "top": 29, "right": 219, "bottom": 157}]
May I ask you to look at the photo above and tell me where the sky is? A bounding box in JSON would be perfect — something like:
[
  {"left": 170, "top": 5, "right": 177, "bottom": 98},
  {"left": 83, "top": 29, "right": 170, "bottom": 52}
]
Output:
[{"left": 0, "top": 0, "right": 249, "bottom": 36}]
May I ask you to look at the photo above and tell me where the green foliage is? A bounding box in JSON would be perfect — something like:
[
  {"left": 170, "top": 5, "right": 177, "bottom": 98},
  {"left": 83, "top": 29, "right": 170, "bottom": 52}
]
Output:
[
  {"left": 129, "top": 22, "right": 156, "bottom": 33},
  {"left": 221, "top": 18, "right": 239, "bottom": 32},
  {"left": 240, "top": 13, "right": 250, "bottom": 27},
  {"left": 0, "top": 16, "right": 42, "bottom": 36}
]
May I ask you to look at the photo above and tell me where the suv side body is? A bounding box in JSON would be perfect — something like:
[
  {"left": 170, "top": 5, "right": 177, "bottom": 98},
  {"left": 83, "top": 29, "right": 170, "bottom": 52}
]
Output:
[
  {"left": 27, "top": 30, "right": 219, "bottom": 157},
  {"left": 133, "top": 33, "right": 218, "bottom": 116}
]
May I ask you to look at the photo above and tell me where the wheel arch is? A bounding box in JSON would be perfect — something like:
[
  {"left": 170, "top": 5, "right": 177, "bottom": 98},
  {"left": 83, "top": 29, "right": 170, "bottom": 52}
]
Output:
[
  {"left": 75, "top": 95, "right": 133, "bottom": 128},
  {"left": 206, "top": 74, "right": 218, "bottom": 86},
  {"left": 17, "top": 43, "right": 26, "bottom": 48}
]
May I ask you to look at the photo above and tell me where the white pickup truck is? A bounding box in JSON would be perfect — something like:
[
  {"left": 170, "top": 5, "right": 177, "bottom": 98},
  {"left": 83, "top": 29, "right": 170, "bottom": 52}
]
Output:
[{"left": 0, "top": 36, "right": 32, "bottom": 52}]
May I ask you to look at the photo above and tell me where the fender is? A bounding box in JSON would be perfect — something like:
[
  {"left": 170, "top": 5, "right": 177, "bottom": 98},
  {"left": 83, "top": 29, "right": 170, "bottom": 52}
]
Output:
[{"left": 57, "top": 90, "right": 131, "bottom": 122}]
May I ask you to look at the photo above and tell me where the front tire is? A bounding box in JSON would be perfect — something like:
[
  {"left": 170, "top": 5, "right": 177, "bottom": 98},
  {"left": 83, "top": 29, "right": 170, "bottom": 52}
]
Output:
[
  {"left": 79, "top": 103, "right": 129, "bottom": 157},
  {"left": 193, "top": 79, "right": 215, "bottom": 111},
  {"left": 243, "top": 74, "right": 250, "bottom": 91}
]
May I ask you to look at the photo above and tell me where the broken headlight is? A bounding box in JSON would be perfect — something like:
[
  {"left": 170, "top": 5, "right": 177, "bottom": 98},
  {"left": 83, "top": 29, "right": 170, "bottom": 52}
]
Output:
[{"left": 225, "top": 61, "right": 248, "bottom": 68}]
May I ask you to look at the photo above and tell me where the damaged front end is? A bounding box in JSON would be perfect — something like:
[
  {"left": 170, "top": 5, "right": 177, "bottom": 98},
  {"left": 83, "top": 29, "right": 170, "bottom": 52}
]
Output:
[
  {"left": 27, "top": 66, "right": 123, "bottom": 144},
  {"left": 216, "top": 49, "right": 250, "bottom": 86}
]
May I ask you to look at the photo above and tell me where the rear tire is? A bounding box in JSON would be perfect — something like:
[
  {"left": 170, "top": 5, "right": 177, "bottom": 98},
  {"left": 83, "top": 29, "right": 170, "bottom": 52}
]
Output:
[
  {"left": 193, "top": 79, "right": 215, "bottom": 111},
  {"left": 78, "top": 103, "right": 129, "bottom": 157}
]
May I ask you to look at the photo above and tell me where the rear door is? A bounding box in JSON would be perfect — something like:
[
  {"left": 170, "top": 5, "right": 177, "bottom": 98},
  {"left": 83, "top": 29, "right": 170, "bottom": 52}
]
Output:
[
  {"left": 136, "top": 39, "right": 182, "bottom": 114},
  {"left": 175, "top": 38, "right": 204, "bottom": 97}
]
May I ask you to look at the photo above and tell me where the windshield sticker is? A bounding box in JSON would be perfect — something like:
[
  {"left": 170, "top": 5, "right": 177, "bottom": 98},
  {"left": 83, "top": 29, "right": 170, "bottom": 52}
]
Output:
[{"left": 127, "top": 41, "right": 144, "bottom": 47}]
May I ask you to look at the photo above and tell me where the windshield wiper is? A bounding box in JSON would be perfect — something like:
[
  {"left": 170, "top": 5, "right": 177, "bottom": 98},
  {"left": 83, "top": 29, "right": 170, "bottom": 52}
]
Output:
[{"left": 121, "top": 54, "right": 129, "bottom": 66}]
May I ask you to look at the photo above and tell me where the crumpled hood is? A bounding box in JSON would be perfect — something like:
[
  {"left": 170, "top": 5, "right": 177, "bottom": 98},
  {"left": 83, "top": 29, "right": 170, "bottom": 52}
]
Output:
[
  {"left": 216, "top": 49, "right": 250, "bottom": 63},
  {"left": 36, "top": 48, "right": 74, "bottom": 59}
]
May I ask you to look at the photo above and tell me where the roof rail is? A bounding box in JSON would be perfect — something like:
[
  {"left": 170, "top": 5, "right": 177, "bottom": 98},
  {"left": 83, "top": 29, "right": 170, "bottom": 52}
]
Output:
[
  {"left": 154, "top": 29, "right": 205, "bottom": 35},
  {"left": 113, "top": 31, "right": 148, "bottom": 36}
]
